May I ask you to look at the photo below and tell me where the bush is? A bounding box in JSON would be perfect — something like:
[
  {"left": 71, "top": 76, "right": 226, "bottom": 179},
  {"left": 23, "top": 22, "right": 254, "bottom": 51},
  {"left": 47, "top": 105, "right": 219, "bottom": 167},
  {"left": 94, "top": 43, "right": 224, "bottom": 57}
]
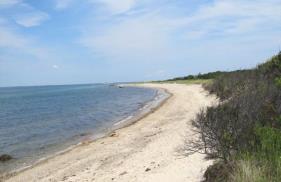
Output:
[
  {"left": 185, "top": 52, "right": 281, "bottom": 181},
  {"left": 230, "top": 126, "right": 281, "bottom": 181},
  {"left": 203, "top": 161, "right": 234, "bottom": 182},
  {"left": 167, "top": 71, "right": 226, "bottom": 81},
  {"left": 254, "top": 127, "right": 281, "bottom": 173}
]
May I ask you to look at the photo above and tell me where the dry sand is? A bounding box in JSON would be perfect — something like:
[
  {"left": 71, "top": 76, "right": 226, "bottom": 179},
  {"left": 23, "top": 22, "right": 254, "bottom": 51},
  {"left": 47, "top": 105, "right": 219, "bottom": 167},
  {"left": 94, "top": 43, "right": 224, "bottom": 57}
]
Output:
[{"left": 5, "top": 83, "right": 217, "bottom": 182}]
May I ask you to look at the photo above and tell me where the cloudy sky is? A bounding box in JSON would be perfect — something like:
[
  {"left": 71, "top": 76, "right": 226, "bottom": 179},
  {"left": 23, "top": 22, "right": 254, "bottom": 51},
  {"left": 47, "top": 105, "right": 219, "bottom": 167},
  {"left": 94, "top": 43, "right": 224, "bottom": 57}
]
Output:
[{"left": 0, "top": 0, "right": 280, "bottom": 86}]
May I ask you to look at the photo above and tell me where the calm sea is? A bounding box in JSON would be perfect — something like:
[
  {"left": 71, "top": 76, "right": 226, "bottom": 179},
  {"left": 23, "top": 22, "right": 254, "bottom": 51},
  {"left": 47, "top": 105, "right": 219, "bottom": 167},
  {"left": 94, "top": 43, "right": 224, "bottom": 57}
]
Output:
[{"left": 0, "top": 84, "right": 159, "bottom": 174}]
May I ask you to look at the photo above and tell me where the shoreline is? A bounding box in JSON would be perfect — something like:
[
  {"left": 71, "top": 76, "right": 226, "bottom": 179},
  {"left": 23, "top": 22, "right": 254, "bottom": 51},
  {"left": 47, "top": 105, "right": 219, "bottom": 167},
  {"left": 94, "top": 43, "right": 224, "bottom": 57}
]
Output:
[
  {"left": 1, "top": 86, "right": 171, "bottom": 180},
  {"left": 4, "top": 83, "right": 216, "bottom": 182},
  {"left": 111, "top": 86, "right": 171, "bottom": 131}
]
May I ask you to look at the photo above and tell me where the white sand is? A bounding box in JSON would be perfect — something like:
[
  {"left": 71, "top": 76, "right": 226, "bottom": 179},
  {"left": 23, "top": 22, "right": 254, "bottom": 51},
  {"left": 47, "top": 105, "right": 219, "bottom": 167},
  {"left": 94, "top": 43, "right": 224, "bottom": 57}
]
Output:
[{"left": 5, "top": 83, "right": 216, "bottom": 182}]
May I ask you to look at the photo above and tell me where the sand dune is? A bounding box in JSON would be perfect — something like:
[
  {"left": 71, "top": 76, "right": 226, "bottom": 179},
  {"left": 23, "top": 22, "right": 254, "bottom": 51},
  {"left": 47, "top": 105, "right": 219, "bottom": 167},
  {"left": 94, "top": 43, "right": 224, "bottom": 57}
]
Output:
[{"left": 6, "top": 83, "right": 216, "bottom": 182}]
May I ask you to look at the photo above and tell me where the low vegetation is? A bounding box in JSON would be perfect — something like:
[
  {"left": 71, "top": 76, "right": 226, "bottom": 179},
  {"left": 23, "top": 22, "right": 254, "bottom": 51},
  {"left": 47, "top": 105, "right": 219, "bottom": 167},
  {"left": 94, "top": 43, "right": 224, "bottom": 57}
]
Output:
[
  {"left": 153, "top": 79, "right": 212, "bottom": 85},
  {"left": 153, "top": 71, "right": 221, "bottom": 85},
  {"left": 185, "top": 52, "right": 281, "bottom": 181},
  {"left": 167, "top": 71, "right": 226, "bottom": 81}
]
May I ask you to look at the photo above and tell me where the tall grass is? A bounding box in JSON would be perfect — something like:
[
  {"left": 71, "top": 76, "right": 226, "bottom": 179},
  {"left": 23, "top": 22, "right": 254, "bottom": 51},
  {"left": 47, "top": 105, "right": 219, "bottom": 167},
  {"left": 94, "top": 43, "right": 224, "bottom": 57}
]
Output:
[
  {"left": 231, "top": 126, "right": 281, "bottom": 182},
  {"left": 231, "top": 159, "right": 268, "bottom": 182}
]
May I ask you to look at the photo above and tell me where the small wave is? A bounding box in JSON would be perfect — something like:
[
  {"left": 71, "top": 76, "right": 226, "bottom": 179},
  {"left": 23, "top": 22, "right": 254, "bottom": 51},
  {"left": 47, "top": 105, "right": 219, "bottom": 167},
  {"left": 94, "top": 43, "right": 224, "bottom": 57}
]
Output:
[{"left": 114, "top": 115, "right": 134, "bottom": 126}]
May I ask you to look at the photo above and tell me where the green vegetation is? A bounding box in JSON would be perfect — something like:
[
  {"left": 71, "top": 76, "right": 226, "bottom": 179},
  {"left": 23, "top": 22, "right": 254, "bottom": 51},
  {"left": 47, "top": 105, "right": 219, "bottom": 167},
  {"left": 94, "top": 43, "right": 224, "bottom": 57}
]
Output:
[
  {"left": 167, "top": 71, "right": 226, "bottom": 81},
  {"left": 231, "top": 126, "right": 281, "bottom": 182},
  {"left": 152, "top": 79, "right": 212, "bottom": 85},
  {"left": 152, "top": 71, "right": 224, "bottom": 85},
  {"left": 185, "top": 52, "right": 281, "bottom": 181}
]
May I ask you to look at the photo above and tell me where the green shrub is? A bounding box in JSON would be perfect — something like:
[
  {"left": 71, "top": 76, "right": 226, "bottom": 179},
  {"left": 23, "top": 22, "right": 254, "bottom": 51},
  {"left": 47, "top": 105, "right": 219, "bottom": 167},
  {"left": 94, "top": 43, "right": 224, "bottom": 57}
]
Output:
[
  {"left": 203, "top": 161, "right": 234, "bottom": 182},
  {"left": 255, "top": 127, "right": 281, "bottom": 156},
  {"left": 275, "top": 77, "right": 281, "bottom": 88},
  {"left": 254, "top": 126, "right": 281, "bottom": 178},
  {"left": 166, "top": 71, "right": 226, "bottom": 81},
  {"left": 186, "top": 52, "right": 281, "bottom": 182}
]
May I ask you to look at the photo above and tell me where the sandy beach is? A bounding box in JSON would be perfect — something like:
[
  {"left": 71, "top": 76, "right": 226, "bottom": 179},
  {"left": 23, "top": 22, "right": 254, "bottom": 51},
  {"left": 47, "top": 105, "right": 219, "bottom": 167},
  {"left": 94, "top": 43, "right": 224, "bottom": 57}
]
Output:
[{"left": 4, "top": 83, "right": 216, "bottom": 182}]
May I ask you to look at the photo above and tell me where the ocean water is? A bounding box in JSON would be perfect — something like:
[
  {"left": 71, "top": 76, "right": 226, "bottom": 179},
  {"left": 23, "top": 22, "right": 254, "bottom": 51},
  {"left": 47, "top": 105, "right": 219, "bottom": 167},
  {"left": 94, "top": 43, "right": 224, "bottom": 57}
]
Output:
[{"left": 0, "top": 84, "right": 159, "bottom": 174}]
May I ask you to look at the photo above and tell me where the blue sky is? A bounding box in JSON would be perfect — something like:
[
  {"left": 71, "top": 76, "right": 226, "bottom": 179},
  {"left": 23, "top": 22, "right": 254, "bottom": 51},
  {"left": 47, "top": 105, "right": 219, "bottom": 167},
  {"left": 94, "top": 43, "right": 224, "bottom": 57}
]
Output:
[{"left": 0, "top": 0, "right": 280, "bottom": 86}]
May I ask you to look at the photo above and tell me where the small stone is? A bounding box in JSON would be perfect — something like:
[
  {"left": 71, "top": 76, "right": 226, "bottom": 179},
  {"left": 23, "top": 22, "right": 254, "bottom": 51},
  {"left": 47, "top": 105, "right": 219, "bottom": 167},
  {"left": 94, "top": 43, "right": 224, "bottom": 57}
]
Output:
[
  {"left": 0, "top": 154, "right": 12, "bottom": 162},
  {"left": 110, "top": 132, "right": 117, "bottom": 137},
  {"left": 119, "top": 171, "right": 127, "bottom": 176},
  {"left": 80, "top": 133, "right": 87, "bottom": 136},
  {"left": 62, "top": 176, "right": 68, "bottom": 181},
  {"left": 145, "top": 168, "right": 151, "bottom": 172}
]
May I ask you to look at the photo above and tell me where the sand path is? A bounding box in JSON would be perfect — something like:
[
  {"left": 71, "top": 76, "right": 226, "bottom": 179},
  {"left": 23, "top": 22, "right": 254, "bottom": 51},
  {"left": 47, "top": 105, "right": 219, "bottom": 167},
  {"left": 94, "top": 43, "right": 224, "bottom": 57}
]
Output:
[{"left": 6, "top": 84, "right": 216, "bottom": 182}]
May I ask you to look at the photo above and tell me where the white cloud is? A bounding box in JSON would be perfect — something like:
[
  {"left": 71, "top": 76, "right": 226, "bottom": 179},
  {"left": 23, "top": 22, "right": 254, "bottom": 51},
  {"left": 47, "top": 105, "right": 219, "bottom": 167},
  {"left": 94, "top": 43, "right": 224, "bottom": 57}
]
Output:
[
  {"left": 1, "top": 0, "right": 50, "bottom": 27},
  {"left": 80, "top": 0, "right": 281, "bottom": 62},
  {"left": 0, "top": 25, "right": 49, "bottom": 59},
  {"left": 54, "top": 0, "right": 137, "bottom": 13},
  {"left": 15, "top": 11, "right": 49, "bottom": 27},
  {"left": 0, "top": 0, "right": 51, "bottom": 60},
  {"left": 80, "top": 14, "right": 172, "bottom": 62},
  {"left": 0, "top": 27, "right": 28, "bottom": 48},
  {"left": 171, "top": 0, "right": 281, "bottom": 37},
  {"left": 91, "top": 0, "right": 137, "bottom": 14},
  {"left": 52, "top": 64, "right": 59, "bottom": 69},
  {"left": 0, "top": 0, "right": 21, "bottom": 8},
  {"left": 55, "top": 0, "right": 75, "bottom": 10}
]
